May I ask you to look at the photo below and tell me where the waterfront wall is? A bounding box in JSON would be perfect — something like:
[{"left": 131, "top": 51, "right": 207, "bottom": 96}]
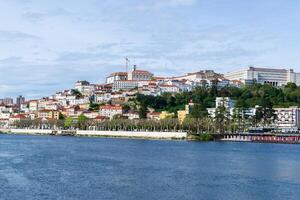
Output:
[
  {"left": 76, "top": 130, "right": 187, "bottom": 139},
  {"left": 11, "top": 129, "right": 54, "bottom": 135},
  {"left": 7, "top": 129, "right": 187, "bottom": 139}
]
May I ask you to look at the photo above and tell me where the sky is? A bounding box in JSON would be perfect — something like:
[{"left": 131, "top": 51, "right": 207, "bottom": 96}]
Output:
[{"left": 0, "top": 0, "right": 300, "bottom": 99}]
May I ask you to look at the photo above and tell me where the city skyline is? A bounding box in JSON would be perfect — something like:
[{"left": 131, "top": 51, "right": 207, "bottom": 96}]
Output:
[{"left": 1, "top": 0, "right": 300, "bottom": 98}]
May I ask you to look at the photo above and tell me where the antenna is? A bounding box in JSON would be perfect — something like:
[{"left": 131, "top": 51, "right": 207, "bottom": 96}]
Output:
[{"left": 125, "top": 57, "right": 129, "bottom": 73}]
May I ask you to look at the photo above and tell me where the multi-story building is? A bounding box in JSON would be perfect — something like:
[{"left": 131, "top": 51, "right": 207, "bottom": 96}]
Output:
[
  {"left": 159, "top": 111, "right": 175, "bottom": 119},
  {"left": 0, "top": 97, "right": 13, "bottom": 105},
  {"left": 224, "top": 67, "right": 300, "bottom": 86},
  {"left": 38, "top": 109, "right": 60, "bottom": 120},
  {"left": 106, "top": 72, "right": 128, "bottom": 84},
  {"left": 159, "top": 85, "right": 180, "bottom": 94},
  {"left": 171, "top": 70, "right": 221, "bottom": 82},
  {"left": 112, "top": 80, "right": 138, "bottom": 91},
  {"left": 215, "top": 97, "right": 236, "bottom": 109},
  {"left": 127, "top": 65, "right": 153, "bottom": 81},
  {"left": 274, "top": 107, "right": 300, "bottom": 130},
  {"left": 16, "top": 95, "right": 25, "bottom": 111},
  {"left": 74, "top": 80, "right": 94, "bottom": 96},
  {"left": 29, "top": 100, "right": 38, "bottom": 112},
  {"left": 147, "top": 112, "right": 161, "bottom": 120},
  {"left": 124, "top": 111, "right": 140, "bottom": 120},
  {"left": 177, "top": 100, "right": 195, "bottom": 123},
  {"left": 207, "top": 97, "right": 236, "bottom": 118},
  {"left": 0, "top": 104, "right": 13, "bottom": 113},
  {"left": 99, "top": 105, "right": 123, "bottom": 119}
]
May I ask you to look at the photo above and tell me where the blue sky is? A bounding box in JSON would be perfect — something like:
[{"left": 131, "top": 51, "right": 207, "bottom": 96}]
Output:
[{"left": 0, "top": 0, "right": 300, "bottom": 98}]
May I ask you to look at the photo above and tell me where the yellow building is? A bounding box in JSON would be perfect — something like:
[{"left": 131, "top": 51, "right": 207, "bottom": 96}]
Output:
[
  {"left": 38, "top": 110, "right": 60, "bottom": 120},
  {"left": 177, "top": 100, "right": 195, "bottom": 123},
  {"left": 79, "top": 103, "right": 90, "bottom": 110},
  {"left": 29, "top": 100, "right": 38, "bottom": 112},
  {"left": 159, "top": 111, "right": 175, "bottom": 120},
  {"left": 177, "top": 110, "right": 187, "bottom": 123}
]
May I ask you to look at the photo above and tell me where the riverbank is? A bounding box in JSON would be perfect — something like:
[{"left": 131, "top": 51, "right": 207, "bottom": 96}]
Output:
[{"left": 0, "top": 128, "right": 187, "bottom": 140}]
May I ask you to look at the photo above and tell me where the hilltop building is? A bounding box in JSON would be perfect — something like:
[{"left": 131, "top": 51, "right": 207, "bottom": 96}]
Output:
[
  {"left": 74, "top": 81, "right": 94, "bottom": 96},
  {"left": 171, "top": 70, "right": 221, "bottom": 82},
  {"left": 224, "top": 67, "right": 300, "bottom": 86},
  {"left": 127, "top": 65, "right": 153, "bottom": 81},
  {"left": 106, "top": 72, "right": 128, "bottom": 84}
]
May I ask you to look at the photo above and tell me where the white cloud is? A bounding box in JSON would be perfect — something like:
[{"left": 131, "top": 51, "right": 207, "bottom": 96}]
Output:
[
  {"left": 136, "top": 0, "right": 197, "bottom": 11},
  {"left": 157, "top": 0, "right": 196, "bottom": 7}
]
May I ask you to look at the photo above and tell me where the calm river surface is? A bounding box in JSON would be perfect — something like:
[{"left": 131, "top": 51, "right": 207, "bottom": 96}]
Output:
[{"left": 0, "top": 134, "right": 300, "bottom": 200}]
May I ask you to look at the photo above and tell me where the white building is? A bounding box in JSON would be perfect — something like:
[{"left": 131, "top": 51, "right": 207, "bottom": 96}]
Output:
[
  {"left": 106, "top": 72, "right": 128, "bottom": 84},
  {"left": 112, "top": 80, "right": 138, "bottom": 91},
  {"left": 207, "top": 97, "right": 236, "bottom": 118},
  {"left": 159, "top": 85, "right": 180, "bottom": 94},
  {"left": 171, "top": 70, "right": 220, "bottom": 82},
  {"left": 215, "top": 97, "right": 236, "bottom": 109},
  {"left": 99, "top": 105, "right": 123, "bottom": 119},
  {"left": 127, "top": 65, "right": 153, "bottom": 81},
  {"left": 274, "top": 107, "right": 300, "bottom": 130},
  {"left": 225, "top": 67, "right": 300, "bottom": 86},
  {"left": 75, "top": 81, "right": 94, "bottom": 96}
]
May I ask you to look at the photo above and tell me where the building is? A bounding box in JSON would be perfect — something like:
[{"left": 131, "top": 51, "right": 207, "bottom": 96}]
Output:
[
  {"left": 112, "top": 80, "right": 138, "bottom": 91},
  {"left": 127, "top": 65, "right": 153, "bottom": 81},
  {"left": 0, "top": 97, "right": 13, "bottom": 105},
  {"left": 0, "top": 104, "right": 13, "bottom": 113},
  {"left": 159, "top": 111, "right": 175, "bottom": 119},
  {"left": 74, "top": 81, "right": 94, "bottom": 96},
  {"left": 177, "top": 110, "right": 187, "bottom": 123},
  {"left": 29, "top": 100, "right": 39, "bottom": 112},
  {"left": 177, "top": 100, "right": 195, "bottom": 123},
  {"left": 38, "top": 109, "right": 60, "bottom": 120},
  {"left": 159, "top": 85, "right": 180, "bottom": 94},
  {"left": 124, "top": 111, "right": 140, "bottom": 120},
  {"left": 99, "top": 105, "right": 123, "bottom": 119},
  {"left": 106, "top": 72, "right": 128, "bottom": 84},
  {"left": 207, "top": 97, "right": 236, "bottom": 118},
  {"left": 215, "top": 97, "right": 236, "bottom": 109},
  {"left": 224, "top": 67, "right": 300, "bottom": 86},
  {"left": 16, "top": 95, "right": 25, "bottom": 111},
  {"left": 171, "top": 70, "right": 221, "bottom": 82},
  {"left": 9, "top": 114, "right": 27, "bottom": 126},
  {"left": 147, "top": 112, "right": 161, "bottom": 120},
  {"left": 274, "top": 107, "right": 300, "bottom": 131}
]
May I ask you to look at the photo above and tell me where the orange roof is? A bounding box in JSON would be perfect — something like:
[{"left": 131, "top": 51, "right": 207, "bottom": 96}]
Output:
[
  {"left": 108, "top": 72, "right": 128, "bottom": 77},
  {"left": 94, "top": 116, "right": 108, "bottom": 120},
  {"left": 132, "top": 70, "right": 152, "bottom": 74},
  {"left": 11, "top": 114, "right": 26, "bottom": 119},
  {"left": 100, "top": 105, "right": 123, "bottom": 110}
]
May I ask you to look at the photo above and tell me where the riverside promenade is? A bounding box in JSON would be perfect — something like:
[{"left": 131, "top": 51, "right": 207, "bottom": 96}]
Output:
[{"left": 0, "top": 128, "right": 187, "bottom": 140}]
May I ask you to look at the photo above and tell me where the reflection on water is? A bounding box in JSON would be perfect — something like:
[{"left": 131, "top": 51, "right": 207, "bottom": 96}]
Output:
[{"left": 0, "top": 134, "right": 300, "bottom": 200}]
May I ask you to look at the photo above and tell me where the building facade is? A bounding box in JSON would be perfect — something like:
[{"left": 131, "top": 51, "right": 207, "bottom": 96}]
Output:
[
  {"left": 127, "top": 65, "right": 153, "bottom": 81},
  {"left": 99, "top": 105, "right": 123, "bottom": 119},
  {"left": 106, "top": 72, "right": 128, "bottom": 84},
  {"left": 274, "top": 107, "right": 300, "bottom": 130},
  {"left": 112, "top": 80, "right": 138, "bottom": 91},
  {"left": 224, "top": 67, "right": 300, "bottom": 86}
]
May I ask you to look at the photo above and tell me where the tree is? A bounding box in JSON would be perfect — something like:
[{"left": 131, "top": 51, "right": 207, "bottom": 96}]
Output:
[
  {"left": 71, "top": 89, "right": 83, "bottom": 99},
  {"left": 189, "top": 103, "right": 208, "bottom": 118},
  {"left": 214, "top": 98, "right": 231, "bottom": 134},
  {"left": 64, "top": 117, "right": 74, "bottom": 129},
  {"left": 89, "top": 103, "right": 100, "bottom": 111},
  {"left": 59, "top": 113, "right": 65, "bottom": 120},
  {"left": 138, "top": 103, "right": 148, "bottom": 119}
]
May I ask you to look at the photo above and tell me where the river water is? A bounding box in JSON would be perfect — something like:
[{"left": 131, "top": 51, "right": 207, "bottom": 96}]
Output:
[{"left": 0, "top": 134, "right": 299, "bottom": 200}]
